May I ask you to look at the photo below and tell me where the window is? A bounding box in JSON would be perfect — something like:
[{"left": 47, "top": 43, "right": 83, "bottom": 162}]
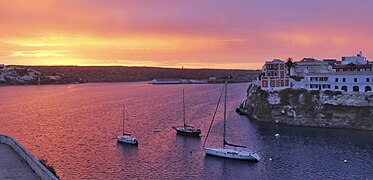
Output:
[
  {"left": 335, "top": 78, "right": 338, "bottom": 82},
  {"left": 343, "top": 78, "right": 346, "bottom": 82},
  {"left": 365, "top": 86, "right": 372, "bottom": 92},
  {"left": 274, "top": 65, "right": 277, "bottom": 68},
  {"left": 322, "top": 85, "right": 330, "bottom": 89},
  {"left": 354, "top": 78, "right": 357, "bottom": 82},
  {"left": 353, "top": 86, "right": 359, "bottom": 92},
  {"left": 341, "top": 86, "right": 347, "bottom": 91},
  {"left": 366, "top": 78, "right": 370, "bottom": 82},
  {"left": 335, "top": 86, "right": 339, "bottom": 89}
]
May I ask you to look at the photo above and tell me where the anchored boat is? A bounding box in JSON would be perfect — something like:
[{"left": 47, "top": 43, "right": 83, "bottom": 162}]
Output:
[
  {"left": 173, "top": 89, "right": 201, "bottom": 136},
  {"left": 117, "top": 105, "right": 138, "bottom": 145},
  {"left": 203, "top": 81, "right": 260, "bottom": 161}
]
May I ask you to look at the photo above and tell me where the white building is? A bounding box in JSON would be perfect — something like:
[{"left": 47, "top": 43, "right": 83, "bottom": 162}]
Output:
[
  {"left": 151, "top": 79, "right": 181, "bottom": 84},
  {"left": 294, "top": 58, "right": 332, "bottom": 77},
  {"left": 342, "top": 54, "right": 368, "bottom": 65},
  {"left": 294, "top": 71, "right": 373, "bottom": 93}
]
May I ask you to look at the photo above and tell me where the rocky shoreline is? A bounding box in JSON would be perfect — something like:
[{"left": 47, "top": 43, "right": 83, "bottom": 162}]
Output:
[{"left": 237, "top": 84, "right": 373, "bottom": 131}]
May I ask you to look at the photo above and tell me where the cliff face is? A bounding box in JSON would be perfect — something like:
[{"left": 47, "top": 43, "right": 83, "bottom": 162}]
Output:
[{"left": 240, "top": 84, "right": 373, "bottom": 130}]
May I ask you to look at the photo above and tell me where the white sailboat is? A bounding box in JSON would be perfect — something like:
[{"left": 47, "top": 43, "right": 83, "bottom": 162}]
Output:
[
  {"left": 117, "top": 105, "right": 138, "bottom": 145},
  {"left": 203, "top": 81, "right": 260, "bottom": 161}
]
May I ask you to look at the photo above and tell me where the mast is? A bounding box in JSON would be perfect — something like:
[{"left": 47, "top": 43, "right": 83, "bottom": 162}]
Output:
[
  {"left": 183, "top": 89, "right": 186, "bottom": 127},
  {"left": 122, "top": 105, "right": 125, "bottom": 134},
  {"left": 223, "top": 80, "right": 227, "bottom": 147},
  {"left": 203, "top": 85, "right": 225, "bottom": 148}
]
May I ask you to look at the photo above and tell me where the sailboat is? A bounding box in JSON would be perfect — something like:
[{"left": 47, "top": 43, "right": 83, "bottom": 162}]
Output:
[
  {"left": 203, "top": 81, "right": 260, "bottom": 161},
  {"left": 117, "top": 105, "right": 139, "bottom": 145},
  {"left": 173, "top": 89, "right": 201, "bottom": 136}
]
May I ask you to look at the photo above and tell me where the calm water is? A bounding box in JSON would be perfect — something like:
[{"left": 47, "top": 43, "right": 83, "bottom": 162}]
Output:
[{"left": 0, "top": 82, "right": 372, "bottom": 179}]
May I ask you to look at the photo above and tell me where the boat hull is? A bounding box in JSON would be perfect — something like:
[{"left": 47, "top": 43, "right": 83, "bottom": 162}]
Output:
[
  {"left": 204, "top": 147, "right": 260, "bottom": 161},
  {"left": 173, "top": 126, "right": 201, "bottom": 137},
  {"left": 117, "top": 135, "right": 138, "bottom": 145}
]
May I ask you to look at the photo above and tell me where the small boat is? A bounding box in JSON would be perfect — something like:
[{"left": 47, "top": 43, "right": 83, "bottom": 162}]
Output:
[
  {"left": 173, "top": 89, "right": 201, "bottom": 136},
  {"left": 117, "top": 105, "right": 138, "bottom": 145},
  {"left": 203, "top": 81, "right": 260, "bottom": 161}
]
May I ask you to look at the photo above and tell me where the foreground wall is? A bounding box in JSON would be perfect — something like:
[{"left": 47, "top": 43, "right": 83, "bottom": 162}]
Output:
[{"left": 0, "top": 134, "right": 58, "bottom": 180}]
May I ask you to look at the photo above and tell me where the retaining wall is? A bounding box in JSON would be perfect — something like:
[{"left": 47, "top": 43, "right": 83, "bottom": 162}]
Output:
[{"left": 0, "top": 134, "right": 58, "bottom": 180}]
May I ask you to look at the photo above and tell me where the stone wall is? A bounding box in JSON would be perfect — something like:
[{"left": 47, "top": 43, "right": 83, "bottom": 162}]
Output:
[{"left": 0, "top": 134, "right": 58, "bottom": 180}]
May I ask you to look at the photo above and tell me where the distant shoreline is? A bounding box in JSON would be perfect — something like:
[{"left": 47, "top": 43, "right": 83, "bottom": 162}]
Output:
[{"left": 0, "top": 65, "right": 260, "bottom": 86}]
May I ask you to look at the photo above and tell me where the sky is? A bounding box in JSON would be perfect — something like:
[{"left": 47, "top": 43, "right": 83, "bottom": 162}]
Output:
[{"left": 1, "top": 0, "right": 373, "bottom": 69}]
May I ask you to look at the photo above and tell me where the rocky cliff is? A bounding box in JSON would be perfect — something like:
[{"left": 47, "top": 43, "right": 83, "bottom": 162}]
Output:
[{"left": 238, "top": 84, "right": 373, "bottom": 130}]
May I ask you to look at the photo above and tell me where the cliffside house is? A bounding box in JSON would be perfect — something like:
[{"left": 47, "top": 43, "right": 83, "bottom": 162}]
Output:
[
  {"left": 260, "top": 54, "right": 373, "bottom": 93},
  {"left": 261, "top": 59, "right": 290, "bottom": 91},
  {"left": 295, "top": 71, "right": 373, "bottom": 93},
  {"left": 341, "top": 54, "right": 368, "bottom": 65},
  {"left": 294, "top": 58, "right": 333, "bottom": 77},
  {"left": 333, "top": 55, "right": 371, "bottom": 72}
]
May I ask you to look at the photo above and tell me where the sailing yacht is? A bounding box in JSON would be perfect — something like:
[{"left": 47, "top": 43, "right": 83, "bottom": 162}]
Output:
[
  {"left": 117, "top": 106, "right": 138, "bottom": 145},
  {"left": 173, "top": 89, "right": 201, "bottom": 136},
  {"left": 203, "top": 81, "right": 260, "bottom": 161}
]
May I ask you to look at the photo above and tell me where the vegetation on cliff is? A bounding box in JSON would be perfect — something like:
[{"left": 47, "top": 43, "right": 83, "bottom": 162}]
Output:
[
  {"left": 39, "top": 159, "right": 59, "bottom": 179},
  {"left": 246, "top": 85, "right": 272, "bottom": 121}
]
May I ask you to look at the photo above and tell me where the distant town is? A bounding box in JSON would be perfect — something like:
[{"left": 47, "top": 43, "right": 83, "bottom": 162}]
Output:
[{"left": 259, "top": 52, "right": 373, "bottom": 93}]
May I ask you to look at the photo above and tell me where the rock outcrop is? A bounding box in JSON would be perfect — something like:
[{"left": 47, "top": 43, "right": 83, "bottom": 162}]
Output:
[
  {"left": 0, "top": 66, "right": 84, "bottom": 85},
  {"left": 238, "top": 84, "right": 373, "bottom": 130}
]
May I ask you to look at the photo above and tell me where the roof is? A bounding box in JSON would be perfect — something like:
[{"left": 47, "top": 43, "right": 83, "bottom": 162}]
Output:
[
  {"left": 265, "top": 59, "right": 284, "bottom": 64},
  {"left": 305, "top": 71, "right": 373, "bottom": 76},
  {"left": 334, "top": 64, "right": 372, "bottom": 68},
  {"left": 296, "top": 58, "right": 329, "bottom": 66},
  {"left": 300, "top": 58, "right": 320, "bottom": 62}
]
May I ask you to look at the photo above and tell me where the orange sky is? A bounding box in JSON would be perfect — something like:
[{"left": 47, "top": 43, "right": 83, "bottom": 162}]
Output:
[{"left": 1, "top": 0, "right": 373, "bottom": 69}]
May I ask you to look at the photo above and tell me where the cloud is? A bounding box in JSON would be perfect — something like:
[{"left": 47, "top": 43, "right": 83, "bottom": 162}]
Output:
[{"left": 1, "top": 0, "right": 373, "bottom": 69}]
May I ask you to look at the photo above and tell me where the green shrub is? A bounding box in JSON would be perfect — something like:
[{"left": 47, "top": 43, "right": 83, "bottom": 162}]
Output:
[{"left": 39, "top": 159, "right": 59, "bottom": 179}]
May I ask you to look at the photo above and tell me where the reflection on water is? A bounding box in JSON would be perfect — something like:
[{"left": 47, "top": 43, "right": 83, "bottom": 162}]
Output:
[{"left": 0, "top": 82, "right": 372, "bottom": 179}]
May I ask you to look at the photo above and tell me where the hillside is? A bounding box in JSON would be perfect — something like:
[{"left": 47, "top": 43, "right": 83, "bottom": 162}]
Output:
[{"left": 22, "top": 66, "right": 260, "bottom": 83}]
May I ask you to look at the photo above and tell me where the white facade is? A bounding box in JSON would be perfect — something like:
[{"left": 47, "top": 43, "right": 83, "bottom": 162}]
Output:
[
  {"left": 342, "top": 55, "right": 367, "bottom": 65},
  {"left": 294, "top": 58, "right": 332, "bottom": 77},
  {"left": 294, "top": 71, "right": 373, "bottom": 93},
  {"left": 151, "top": 79, "right": 181, "bottom": 84}
]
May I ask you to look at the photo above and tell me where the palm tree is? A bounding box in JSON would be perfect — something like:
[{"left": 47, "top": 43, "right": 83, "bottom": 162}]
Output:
[{"left": 285, "top": 57, "right": 294, "bottom": 76}]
